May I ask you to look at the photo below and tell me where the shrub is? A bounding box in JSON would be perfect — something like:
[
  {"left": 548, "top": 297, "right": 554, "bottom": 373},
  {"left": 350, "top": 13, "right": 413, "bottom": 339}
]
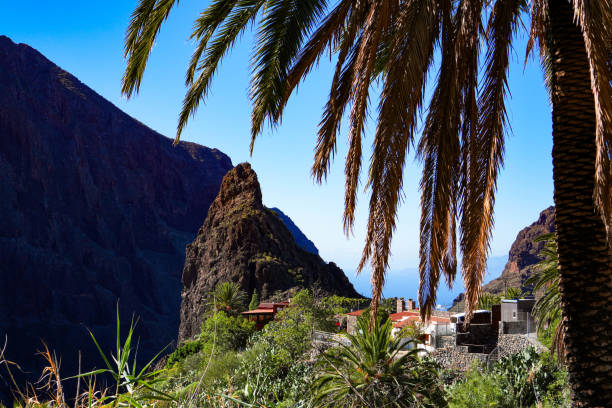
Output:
[
  {"left": 312, "top": 315, "right": 447, "bottom": 408},
  {"left": 167, "top": 340, "right": 203, "bottom": 366},
  {"left": 447, "top": 366, "right": 504, "bottom": 408},
  {"left": 448, "top": 348, "right": 570, "bottom": 408},
  {"left": 199, "top": 311, "right": 255, "bottom": 351}
]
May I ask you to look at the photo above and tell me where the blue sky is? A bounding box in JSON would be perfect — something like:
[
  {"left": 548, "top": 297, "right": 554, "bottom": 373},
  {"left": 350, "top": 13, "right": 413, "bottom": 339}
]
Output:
[{"left": 2, "top": 1, "right": 554, "bottom": 302}]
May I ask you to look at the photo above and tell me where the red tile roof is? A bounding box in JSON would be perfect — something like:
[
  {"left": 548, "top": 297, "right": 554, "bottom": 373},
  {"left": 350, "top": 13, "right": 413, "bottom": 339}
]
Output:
[
  {"left": 389, "top": 311, "right": 420, "bottom": 320},
  {"left": 347, "top": 309, "right": 366, "bottom": 316},
  {"left": 241, "top": 301, "right": 290, "bottom": 315},
  {"left": 346, "top": 309, "right": 450, "bottom": 327},
  {"left": 242, "top": 308, "right": 275, "bottom": 315}
]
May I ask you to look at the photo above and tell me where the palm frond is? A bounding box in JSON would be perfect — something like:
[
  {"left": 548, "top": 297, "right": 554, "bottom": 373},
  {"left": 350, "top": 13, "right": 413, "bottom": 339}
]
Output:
[
  {"left": 249, "top": 0, "right": 329, "bottom": 152},
  {"left": 525, "top": 234, "right": 565, "bottom": 361},
  {"left": 343, "top": 4, "right": 390, "bottom": 234},
  {"left": 122, "top": 0, "right": 179, "bottom": 97},
  {"left": 186, "top": 0, "right": 239, "bottom": 85},
  {"left": 311, "top": 10, "right": 364, "bottom": 184},
  {"left": 358, "top": 0, "right": 440, "bottom": 319},
  {"left": 460, "top": 0, "right": 521, "bottom": 320},
  {"left": 417, "top": 0, "right": 466, "bottom": 318},
  {"left": 176, "top": 0, "right": 265, "bottom": 143},
  {"left": 274, "top": 0, "right": 354, "bottom": 123}
]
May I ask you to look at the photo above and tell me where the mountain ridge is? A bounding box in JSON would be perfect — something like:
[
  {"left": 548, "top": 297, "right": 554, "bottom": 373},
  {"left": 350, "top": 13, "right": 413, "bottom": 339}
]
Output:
[
  {"left": 0, "top": 35, "right": 232, "bottom": 390},
  {"left": 178, "top": 163, "right": 361, "bottom": 341},
  {"left": 268, "top": 207, "right": 319, "bottom": 255}
]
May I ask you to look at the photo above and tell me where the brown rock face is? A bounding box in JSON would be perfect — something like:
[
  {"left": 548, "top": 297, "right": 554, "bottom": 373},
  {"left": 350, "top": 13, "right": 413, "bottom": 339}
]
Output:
[
  {"left": 449, "top": 207, "right": 555, "bottom": 312},
  {"left": 178, "top": 163, "right": 360, "bottom": 341},
  {"left": 0, "top": 35, "right": 232, "bottom": 391},
  {"left": 483, "top": 206, "right": 555, "bottom": 293}
]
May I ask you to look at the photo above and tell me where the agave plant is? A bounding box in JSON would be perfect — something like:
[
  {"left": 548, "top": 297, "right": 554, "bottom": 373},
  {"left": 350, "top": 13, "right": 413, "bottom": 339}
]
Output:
[
  {"left": 74, "top": 305, "right": 175, "bottom": 407},
  {"left": 312, "top": 315, "right": 446, "bottom": 407}
]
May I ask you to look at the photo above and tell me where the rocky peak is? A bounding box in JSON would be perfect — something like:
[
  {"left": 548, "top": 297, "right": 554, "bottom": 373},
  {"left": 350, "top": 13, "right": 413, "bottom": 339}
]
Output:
[
  {"left": 210, "top": 162, "right": 263, "bottom": 214},
  {"left": 484, "top": 206, "right": 555, "bottom": 293},
  {"left": 178, "top": 163, "right": 360, "bottom": 341}
]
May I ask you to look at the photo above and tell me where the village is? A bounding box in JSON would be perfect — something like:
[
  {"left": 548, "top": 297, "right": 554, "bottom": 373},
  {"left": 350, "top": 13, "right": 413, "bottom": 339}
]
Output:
[{"left": 241, "top": 295, "right": 543, "bottom": 371}]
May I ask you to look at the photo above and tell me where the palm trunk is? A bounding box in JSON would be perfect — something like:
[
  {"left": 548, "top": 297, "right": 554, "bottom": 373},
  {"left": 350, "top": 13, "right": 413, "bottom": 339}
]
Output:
[{"left": 548, "top": 1, "right": 612, "bottom": 406}]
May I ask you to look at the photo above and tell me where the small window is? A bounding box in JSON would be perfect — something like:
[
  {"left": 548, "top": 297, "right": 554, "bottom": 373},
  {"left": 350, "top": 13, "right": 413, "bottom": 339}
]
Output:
[{"left": 512, "top": 311, "right": 517, "bottom": 318}]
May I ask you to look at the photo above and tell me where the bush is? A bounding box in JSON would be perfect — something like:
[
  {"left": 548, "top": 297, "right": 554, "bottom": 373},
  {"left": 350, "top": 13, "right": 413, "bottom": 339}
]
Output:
[
  {"left": 167, "top": 340, "right": 203, "bottom": 366},
  {"left": 199, "top": 311, "right": 255, "bottom": 351},
  {"left": 313, "top": 314, "right": 447, "bottom": 408},
  {"left": 448, "top": 349, "right": 570, "bottom": 408},
  {"left": 447, "top": 365, "right": 504, "bottom": 408}
]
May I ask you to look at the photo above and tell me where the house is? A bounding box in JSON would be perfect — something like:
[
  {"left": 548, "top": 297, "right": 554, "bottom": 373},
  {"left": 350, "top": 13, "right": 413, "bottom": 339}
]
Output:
[
  {"left": 500, "top": 298, "right": 536, "bottom": 335},
  {"left": 241, "top": 301, "right": 290, "bottom": 330},
  {"left": 451, "top": 306, "right": 501, "bottom": 354},
  {"left": 345, "top": 297, "right": 452, "bottom": 351}
]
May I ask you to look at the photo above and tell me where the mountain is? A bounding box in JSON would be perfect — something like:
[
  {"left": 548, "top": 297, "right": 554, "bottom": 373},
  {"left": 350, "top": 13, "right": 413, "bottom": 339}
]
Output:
[
  {"left": 0, "top": 35, "right": 233, "bottom": 389},
  {"left": 178, "top": 163, "right": 360, "bottom": 341},
  {"left": 449, "top": 207, "right": 555, "bottom": 311},
  {"left": 268, "top": 207, "right": 319, "bottom": 255},
  {"left": 483, "top": 206, "right": 555, "bottom": 294}
]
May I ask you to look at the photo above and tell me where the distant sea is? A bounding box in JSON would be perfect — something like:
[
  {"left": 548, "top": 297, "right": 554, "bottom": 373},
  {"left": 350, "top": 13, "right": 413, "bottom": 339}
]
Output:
[{"left": 346, "top": 255, "right": 508, "bottom": 310}]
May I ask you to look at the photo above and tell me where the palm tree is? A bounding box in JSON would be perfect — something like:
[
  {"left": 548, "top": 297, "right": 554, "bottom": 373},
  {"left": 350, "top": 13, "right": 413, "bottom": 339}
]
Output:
[
  {"left": 502, "top": 287, "right": 522, "bottom": 300},
  {"left": 477, "top": 292, "right": 501, "bottom": 311},
  {"left": 121, "top": 0, "right": 612, "bottom": 404},
  {"left": 525, "top": 233, "right": 565, "bottom": 361},
  {"left": 312, "top": 315, "right": 446, "bottom": 407},
  {"left": 207, "top": 281, "right": 247, "bottom": 315}
]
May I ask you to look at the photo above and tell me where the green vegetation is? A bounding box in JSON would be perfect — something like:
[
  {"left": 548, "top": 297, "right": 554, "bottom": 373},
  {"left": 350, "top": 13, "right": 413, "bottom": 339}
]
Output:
[
  {"left": 313, "top": 314, "right": 446, "bottom": 408},
  {"left": 248, "top": 289, "right": 260, "bottom": 310},
  {"left": 477, "top": 292, "right": 500, "bottom": 311},
  {"left": 2, "top": 286, "right": 571, "bottom": 407},
  {"left": 207, "top": 281, "right": 247, "bottom": 315},
  {"left": 448, "top": 349, "right": 570, "bottom": 408},
  {"left": 504, "top": 287, "right": 522, "bottom": 300},
  {"left": 525, "top": 233, "right": 564, "bottom": 360}
]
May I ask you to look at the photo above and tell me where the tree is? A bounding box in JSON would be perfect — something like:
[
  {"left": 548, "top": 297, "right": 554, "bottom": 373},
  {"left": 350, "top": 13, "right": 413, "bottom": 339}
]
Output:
[
  {"left": 312, "top": 314, "right": 446, "bottom": 407},
  {"left": 526, "top": 233, "right": 565, "bottom": 361},
  {"left": 122, "top": 0, "right": 612, "bottom": 404},
  {"left": 477, "top": 292, "right": 501, "bottom": 311},
  {"left": 248, "top": 289, "right": 259, "bottom": 310},
  {"left": 503, "top": 287, "right": 522, "bottom": 300},
  {"left": 207, "top": 282, "right": 246, "bottom": 315}
]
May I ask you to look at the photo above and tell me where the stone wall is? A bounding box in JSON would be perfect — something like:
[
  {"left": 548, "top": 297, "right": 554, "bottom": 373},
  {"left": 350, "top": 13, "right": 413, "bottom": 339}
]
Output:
[
  {"left": 437, "top": 335, "right": 455, "bottom": 349},
  {"left": 495, "top": 330, "right": 546, "bottom": 359},
  {"left": 431, "top": 347, "right": 489, "bottom": 372},
  {"left": 432, "top": 330, "right": 546, "bottom": 371}
]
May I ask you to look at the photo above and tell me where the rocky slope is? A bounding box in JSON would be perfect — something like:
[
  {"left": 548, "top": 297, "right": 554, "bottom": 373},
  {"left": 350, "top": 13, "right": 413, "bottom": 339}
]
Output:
[
  {"left": 0, "top": 35, "right": 232, "bottom": 386},
  {"left": 483, "top": 206, "right": 555, "bottom": 294},
  {"left": 178, "top": 163, "right": 360, "bottom": 341},
  {"left": 268, "top": 207, "right": 319, "bottom": 255},
  {"left": 450, "top": 207, "right": 555, "bottom": 311}
]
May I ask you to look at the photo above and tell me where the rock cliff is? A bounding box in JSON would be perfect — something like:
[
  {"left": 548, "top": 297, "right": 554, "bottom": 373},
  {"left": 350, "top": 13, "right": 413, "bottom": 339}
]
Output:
[
  {"left": 178, "top": 163, "right": 360, "bottom": 341},
  {"left": 0, "top": 35, "right": 232, "bottom": 387},
  {"left": 449, "top": 207, "right": 555, "bottom": 311},
  {"left": 483, "top": 206, "right": 555, "bottom": 293}
]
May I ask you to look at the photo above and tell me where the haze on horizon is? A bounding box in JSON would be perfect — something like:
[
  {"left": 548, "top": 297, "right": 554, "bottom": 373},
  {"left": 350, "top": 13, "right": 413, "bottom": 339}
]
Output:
[{"left": 1, "top": 1, "right": 553, "bottom": 296}]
